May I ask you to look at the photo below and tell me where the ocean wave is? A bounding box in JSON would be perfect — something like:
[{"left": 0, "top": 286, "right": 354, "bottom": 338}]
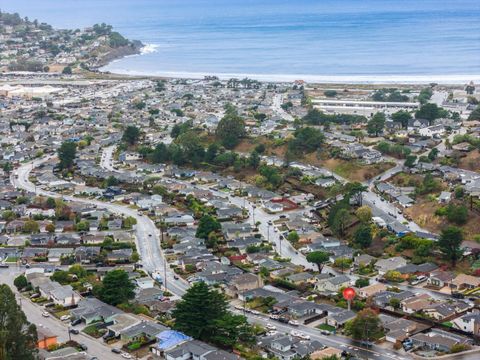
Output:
[
  {"left": 141, "top": 44, "right": 160, "bottom": 55},
  {"left": 99, "top": 66, "right": 480, "bottom": 85}
]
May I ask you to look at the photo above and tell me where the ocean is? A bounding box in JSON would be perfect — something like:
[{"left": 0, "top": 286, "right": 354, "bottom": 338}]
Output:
[{"left": 3, "top": 0, "right": 480, "bottom": 82}]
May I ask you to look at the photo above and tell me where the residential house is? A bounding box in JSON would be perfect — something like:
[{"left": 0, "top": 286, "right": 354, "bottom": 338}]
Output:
[
  {"left": 316, "top": 275, "right": 351, "bottom": 293},
  {"left": 374, "top": 257, "right": 407, "bottom": 275}
]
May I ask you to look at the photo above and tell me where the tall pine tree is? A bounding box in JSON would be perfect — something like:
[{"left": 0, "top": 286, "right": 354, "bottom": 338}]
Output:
[{"left": 0, "top": 284, "right": 38, "bottom": 359}]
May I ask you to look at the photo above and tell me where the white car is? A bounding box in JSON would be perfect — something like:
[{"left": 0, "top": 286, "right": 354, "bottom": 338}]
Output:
[
  {"left": 42, "top": 312, "right": 50, "bottom": 318},
  {"left": 288, "top": 320, "right": 299, "bottom": 326},
  {"left": 60, "top": 315, "right": 71, "bottom": 321},
  {"left": 121, "top": 353, "right": 133, "bottom": 359},
  {"left": 265, "top": 323, "right": 276, "bottom": 331},
  {"left": 266, "top": 330, "right": 277, "bottom": 336},
  {"left": 299, "top": 333, "right": 310, "bottom": 340},
  {"left": 290, "top": 330, "right": 301, "bottom": 337}
]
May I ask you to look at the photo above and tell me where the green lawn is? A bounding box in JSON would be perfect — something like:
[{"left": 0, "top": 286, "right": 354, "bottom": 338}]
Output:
[{"left": 316, "top": 323, "right": 336, "bottom": 333}]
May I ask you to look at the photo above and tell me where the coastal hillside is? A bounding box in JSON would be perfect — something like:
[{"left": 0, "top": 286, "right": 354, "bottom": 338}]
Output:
[{"left": 0, "top": 11, "right": 142, "bottom": 74}]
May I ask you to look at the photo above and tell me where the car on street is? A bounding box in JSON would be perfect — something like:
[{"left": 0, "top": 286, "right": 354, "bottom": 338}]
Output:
[
  {"left": 288, "top": 320, "right": 299, "bottom": 326},
  {"left": 265, "top": 323, "right": 276, "bottom": 330},
  {"left": 78, "top": 344, "right": 88, "bottom": 351},
  {"left": 41, "top": 311, "right": 50, "bottom": 317},
  {"left": 111, "top": 348, "right": 122, "bottom": 354},
  {"left": 69, "top": 328, "right": 79, "bottom": 335},
  {"left": 121, "top": 353, "right": 133, "bottom": 359}
]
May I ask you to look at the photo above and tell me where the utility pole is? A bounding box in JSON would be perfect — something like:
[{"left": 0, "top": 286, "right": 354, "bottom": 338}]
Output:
[{"left": 252, "top": 204, "right": 256, "bottom": 227}]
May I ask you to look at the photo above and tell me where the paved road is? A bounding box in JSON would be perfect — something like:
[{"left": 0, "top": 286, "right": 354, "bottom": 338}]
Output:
[
  {"left": 272, "top": 93, "right": 295, "bottom": 122},
  {"left": 100, "top": 145, "right": 121, "bottom": 173},
  {"left": 11, "top": 156, "right": 188, "bottom": 298},
  {"left": 0, "top": 267, "right": 121, "bottom": 360},
  {"left": 240, "top": 310, "right": 412, "bottom": 360}
]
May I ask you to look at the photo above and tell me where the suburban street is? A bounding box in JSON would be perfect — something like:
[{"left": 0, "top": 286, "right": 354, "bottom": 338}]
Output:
[
  {"left": 9, "top": 154, "right": 417, "bottom": 360},
  {"left": 272, "top": 93, "right": 295, "bottom": 122},
  {"left": 0, "top": 267, "right": 121, "bottom": 360},
  {"left": 11, "top": 156, "right": 188, "bottom": 298}
]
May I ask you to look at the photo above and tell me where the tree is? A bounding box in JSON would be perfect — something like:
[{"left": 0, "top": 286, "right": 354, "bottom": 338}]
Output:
[
  {"left": 446, "top": 204, "right": 468, "bottom": 225},
  {"left": 438, "top": 226, "right": 463, "bottom": 266},
  {"left": 355, "top": 278, "right": 369, "bottom": 288},
  {"left": 404, "top": 155, "right": 417, "bottom": 168},
  {"left": 287, "top": 231, "right": 300, "bottom": 244},
  {"left": 45, "top": 223, "right": 55, "bottom": 233},
  {"left": 216, "top": 106, "right": 246, "bottom": 149},
  {"left": 173, "top": 281, "right": 250, "bottom": 345},
  {"left": 345, "top": 308, "right": 383, "bottom": 341},
  {"left": 418, "top": 87, "right": 433, "bottom": 104},
  {"left": 288, "top": 127, "right": 325, "bottom": 154},
  {"left": 211, "top": 312, "right": 255, "bottom": 347},
  {"left": 415, "top": 103, "right": 446, "bottom": 125},
  {"left": 306, "top": 251, "right": 330, "bottom": 273},
  {"left": 2, "top": 162, "right": 13, "bottom": 175},
  {"left": 98, "top": 269, "right": 135, "bottom": 305},
  {"left": 23, "top": 220, "right": 39, "bottom": 234},
  {"left": 122, "top": 125, "right": 141, "bottom": 146},
  {"left": 45, "top": 197, "right": 56, "bottom": 209},
  {"left": 354, "top": 225, "right": 372, "bottom": 248},
  {"left": 69, "top": 264, "right": 87, "bottom": 279},
  {"left": 355, "top": 206, "right": 372, "bottom": 223},
  {"left": 468, "top": 105, "right": 480, "bottom": 121},
  {"left": 58, "top": 141, "right": 77, "bottom": 170},
  {"left": 62, "top": 66, "right": 72, "bottom": 74},
  {"left": 331, "top": 208, "right": 350, "bottom": 236},
  {"left": 51, "top": 270, "right": 70, "bottom": 284},
  {"left": 75, "top": 220, "right": 89, "bottom": 232},
  {"left": 195, "top": 215, "right": 221, "bottom": 240},
  {"left": 366, "top": 113, "right": 386, "bottom": 136},
  {"left": 324, "top": 90, "right": 337, "bottom": 97},
  {"left": 391, "top": 110, "right": 412, "bottom": 129},
  {"left": 105, "top": 176, "right": 119, "bottom": 187},
  {"left": 248, "top": 150, "right": 260, "bottom": 169},
  {"left": 428, "top": 148, "right": 439, "bottom": 161},
  {"left": 389, "top": 298, "right": 401, "bottom": 309},
  {"left": 122, "top": 216, "right": 137, "bottom": 230},
  {"left": 13, "top": 275, "right": 28, "bottom": 290},
  {"left": 0, "top": 284, "right": 38, "bottom": 359}
]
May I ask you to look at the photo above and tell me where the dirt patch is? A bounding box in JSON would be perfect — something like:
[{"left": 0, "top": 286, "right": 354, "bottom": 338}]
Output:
[
  {"left": 458, "top": 150, "right": 480, "bottom": 173},
  {"left": 389, "top": 172, "right": 423, "bottom": 187},
  {"left": 303, "top": 153, "right": 394, "bottom": 182},
  {"left": 404, "top": 200, "right": 480, "bottom": 240},
  {"left": 48, "top": 64, "right": 66, "bottom": 73}
]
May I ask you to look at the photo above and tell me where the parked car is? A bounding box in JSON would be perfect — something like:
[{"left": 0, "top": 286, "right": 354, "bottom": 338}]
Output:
[
  {"left": 71, "top": 318, "right": 82, "bottom": 326},
  {"left": 69, "top": 329, "right": 79, "bottom": 335},
  {"left": 121, "top": 353, "right": 132, "bottom": 359},
  {"left": 41, "top": 312, "right": 50, "bottom": 318},
  {"left": 111, "top": 348, "right": 122, "bottom": 354},
  {"left": 60, "top": 315, "right": 71, "bottom": 321},
  {"left": 78, "top": 344, "right": 88, "bottom": 351},
  {"left": 288, "top": 320, "right": 299, "bottom": 326}
]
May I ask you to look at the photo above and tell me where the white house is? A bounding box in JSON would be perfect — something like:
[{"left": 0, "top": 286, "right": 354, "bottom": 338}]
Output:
[{"left": 418, "top": 125, "right": 445, "bottom": 138}]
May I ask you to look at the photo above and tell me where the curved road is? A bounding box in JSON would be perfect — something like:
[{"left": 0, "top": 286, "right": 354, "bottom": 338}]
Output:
[{"left": 11, "top": 156, "right": 188, "bottom": 297}]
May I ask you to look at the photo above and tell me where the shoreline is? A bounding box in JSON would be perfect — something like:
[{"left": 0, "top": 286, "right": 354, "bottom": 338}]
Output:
[{"left": 101, "top": 56, "right": 480, "bottom": 85}]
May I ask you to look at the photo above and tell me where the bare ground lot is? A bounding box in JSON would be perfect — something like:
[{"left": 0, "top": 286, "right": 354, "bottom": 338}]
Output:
[
  {"left": 404, "top": 200, "right": 480, "bottom": 240},
  {"left": 304, "top": 153, "right": 395, "bottom": 182},
  {"left": 458, "top": 150, "right": 480, "bottom": 173}
]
